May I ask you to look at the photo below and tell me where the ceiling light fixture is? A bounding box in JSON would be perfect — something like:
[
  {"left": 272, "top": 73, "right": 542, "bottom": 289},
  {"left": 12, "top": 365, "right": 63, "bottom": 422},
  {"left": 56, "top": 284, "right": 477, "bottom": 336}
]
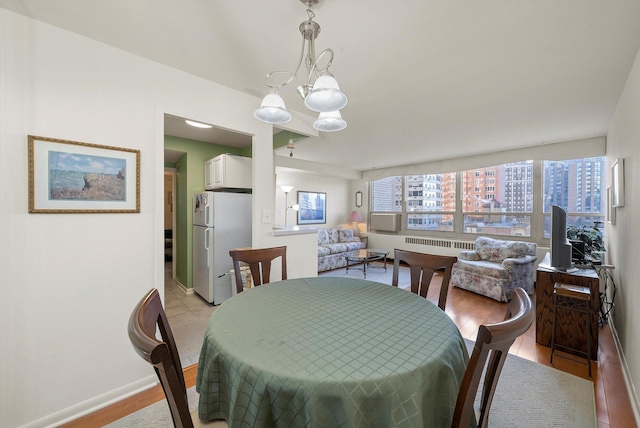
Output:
[
  {"left": 313, "top": 110, "right": 346, "bottom": 132},
  {"left": 287, "top": 138, "right": 295, "bottom": 157},
  {"left": 254, "top": 0, "right": 347, "bottom": 132},
  {"left": 185, "top": 119, "right": 213, "bottom": 129}
]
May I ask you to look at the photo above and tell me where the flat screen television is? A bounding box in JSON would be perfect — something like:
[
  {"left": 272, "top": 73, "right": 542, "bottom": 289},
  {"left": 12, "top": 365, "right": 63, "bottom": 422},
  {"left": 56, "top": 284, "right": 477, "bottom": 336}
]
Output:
[{"left": 550, "top": 205, "right": 573, "bottom": 270}]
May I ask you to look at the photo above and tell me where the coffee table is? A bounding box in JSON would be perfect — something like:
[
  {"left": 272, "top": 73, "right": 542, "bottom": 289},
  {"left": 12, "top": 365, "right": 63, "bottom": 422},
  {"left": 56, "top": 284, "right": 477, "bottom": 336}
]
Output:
[{"left": 345, "top": 249, "right": 389, "bottom": 278}]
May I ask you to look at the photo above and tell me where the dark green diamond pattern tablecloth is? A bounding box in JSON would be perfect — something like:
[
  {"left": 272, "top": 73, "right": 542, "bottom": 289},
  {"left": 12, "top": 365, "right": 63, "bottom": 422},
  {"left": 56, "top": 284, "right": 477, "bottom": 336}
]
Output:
[{"left": 196, "top": 277, "right": 469, "bottom": 428}]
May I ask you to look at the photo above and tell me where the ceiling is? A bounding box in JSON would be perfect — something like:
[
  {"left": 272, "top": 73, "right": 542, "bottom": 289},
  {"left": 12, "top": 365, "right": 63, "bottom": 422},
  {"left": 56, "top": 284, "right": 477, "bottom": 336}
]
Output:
[
  {"left": 164, "top": 114, "right": 253, "bottom": 163},
  {"left": 3, "top": 0, "right": 640, "bottom": 172},
  {"left": 164, "top": 114, "right": 252, "bottom": 148}
]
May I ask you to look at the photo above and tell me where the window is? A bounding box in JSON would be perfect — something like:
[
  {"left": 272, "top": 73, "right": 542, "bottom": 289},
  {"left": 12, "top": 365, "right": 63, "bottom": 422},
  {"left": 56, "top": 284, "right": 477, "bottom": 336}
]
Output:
[
  {"left": 462, "top": 161, "right": 533, "bottom": 237},
  {"left": 542, "top": 157, "right": 605, "bottom": 237},
  {"left": 396, "top": 173, "right": 456, "bottom": 231},
  {"left": 369, "top": 156, "right": 604, "bottom": 243},
  {"left": 371, "top": 176, "right": 402, "bottom": 212}
]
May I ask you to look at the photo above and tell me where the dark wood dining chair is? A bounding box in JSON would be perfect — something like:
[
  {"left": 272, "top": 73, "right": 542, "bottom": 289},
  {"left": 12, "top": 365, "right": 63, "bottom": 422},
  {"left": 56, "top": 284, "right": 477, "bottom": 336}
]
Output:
[
  {"left": 391, "top": 248, "right": 457, "bottom": 310},
  {"left": 128, "top": 288, "right": 225, "bottom": 428},
  {"left": 451, "top": 287, "right": 534, "bottom": 428},
  {"left": 229, "top": 246, "right": 287, "bottom": 293}
]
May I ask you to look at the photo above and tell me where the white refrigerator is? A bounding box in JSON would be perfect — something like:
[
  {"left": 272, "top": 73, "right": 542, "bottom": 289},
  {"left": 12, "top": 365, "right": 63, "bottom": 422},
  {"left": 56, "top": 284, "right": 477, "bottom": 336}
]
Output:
[{"left": 193, "top": 191, "right": 252, "bottom": 304}]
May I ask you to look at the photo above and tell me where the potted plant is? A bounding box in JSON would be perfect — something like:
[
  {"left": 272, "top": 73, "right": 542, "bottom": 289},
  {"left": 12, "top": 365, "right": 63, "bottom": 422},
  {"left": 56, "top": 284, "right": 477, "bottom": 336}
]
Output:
[{"left": 566, "top": 221, "right": 605, "bottom": 261}]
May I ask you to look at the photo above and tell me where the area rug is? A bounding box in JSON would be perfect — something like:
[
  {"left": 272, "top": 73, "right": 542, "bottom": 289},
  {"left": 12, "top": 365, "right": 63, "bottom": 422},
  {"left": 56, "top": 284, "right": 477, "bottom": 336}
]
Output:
[
  {"left": 109, "top": 340, "right": 595, "bottom": 427},
  {"left": 463, "top": 339, "right": 596, "bottom": 427}
]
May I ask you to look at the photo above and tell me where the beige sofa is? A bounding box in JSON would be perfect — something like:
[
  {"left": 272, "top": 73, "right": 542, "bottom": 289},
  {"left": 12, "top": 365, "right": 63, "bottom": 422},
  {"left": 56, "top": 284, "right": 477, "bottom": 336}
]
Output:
[{"left": 317, "top": 227, "right": 367, "bottom": 272}]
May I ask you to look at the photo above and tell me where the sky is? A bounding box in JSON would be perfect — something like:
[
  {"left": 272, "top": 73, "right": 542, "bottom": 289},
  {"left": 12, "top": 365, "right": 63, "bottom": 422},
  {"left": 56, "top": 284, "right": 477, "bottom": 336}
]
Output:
[{"left": 49, "top": 150, "right": 125, "bottom": 175}]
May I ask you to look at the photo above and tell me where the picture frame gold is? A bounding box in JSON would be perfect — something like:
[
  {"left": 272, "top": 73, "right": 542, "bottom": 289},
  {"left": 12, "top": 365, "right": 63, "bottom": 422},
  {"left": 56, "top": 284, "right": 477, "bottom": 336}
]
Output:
[{"left": 28, "top": 135, "right": 140, "bottom": 213}]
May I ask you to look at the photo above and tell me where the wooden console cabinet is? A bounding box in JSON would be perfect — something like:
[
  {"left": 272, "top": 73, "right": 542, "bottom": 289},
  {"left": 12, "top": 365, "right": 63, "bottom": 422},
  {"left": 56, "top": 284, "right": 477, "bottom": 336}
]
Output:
[{"left": 536, "top": 254, "right": 599, "bottom": 360}]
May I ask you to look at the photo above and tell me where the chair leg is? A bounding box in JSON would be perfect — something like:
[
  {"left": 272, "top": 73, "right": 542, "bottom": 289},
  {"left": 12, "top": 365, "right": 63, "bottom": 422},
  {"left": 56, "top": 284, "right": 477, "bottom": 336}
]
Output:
[{"left": 550, "top": 293, "right": 558, "bottom": 364}]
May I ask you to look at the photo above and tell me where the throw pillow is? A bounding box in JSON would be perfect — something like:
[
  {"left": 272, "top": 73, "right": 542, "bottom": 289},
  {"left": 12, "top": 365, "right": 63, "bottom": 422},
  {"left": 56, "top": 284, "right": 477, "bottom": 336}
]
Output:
[
  {"left": 339, "top": 228, "right": 355, "bottom": 242},
  {"left": 317, "top": 228, "right": 329, "bottom": 245}
]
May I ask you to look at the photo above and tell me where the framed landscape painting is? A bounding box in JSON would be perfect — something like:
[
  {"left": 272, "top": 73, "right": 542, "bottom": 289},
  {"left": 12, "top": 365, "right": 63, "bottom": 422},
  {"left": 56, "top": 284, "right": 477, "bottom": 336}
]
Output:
[
  {"left": 28, "top": 135, "right": 140, "bottom": 213},
  {"left": 297, "top": 191, "right": 326, "bottom": 225}
]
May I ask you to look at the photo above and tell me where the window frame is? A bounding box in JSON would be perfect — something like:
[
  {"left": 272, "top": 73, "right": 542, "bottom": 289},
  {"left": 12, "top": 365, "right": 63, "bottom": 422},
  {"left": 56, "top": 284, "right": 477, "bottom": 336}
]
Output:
[
  {"left": 404, "top": 173, "right": 457, "bottom": 233},
  {"left": 368, "top": 157, "right": 605, "bottom": 245}
]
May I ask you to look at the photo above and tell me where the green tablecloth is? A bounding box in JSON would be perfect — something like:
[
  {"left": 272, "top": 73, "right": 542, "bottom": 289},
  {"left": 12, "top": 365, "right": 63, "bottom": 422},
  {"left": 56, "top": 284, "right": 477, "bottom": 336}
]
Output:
[{"left": 196, "top": 277, "right": 469, "bottom": 428}]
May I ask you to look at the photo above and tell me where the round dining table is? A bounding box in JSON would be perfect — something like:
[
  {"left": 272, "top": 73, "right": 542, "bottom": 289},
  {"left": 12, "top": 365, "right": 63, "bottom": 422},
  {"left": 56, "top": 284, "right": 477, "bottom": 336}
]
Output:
[{"left": 196, "top": 276, "right": 469, "bottom": 428}]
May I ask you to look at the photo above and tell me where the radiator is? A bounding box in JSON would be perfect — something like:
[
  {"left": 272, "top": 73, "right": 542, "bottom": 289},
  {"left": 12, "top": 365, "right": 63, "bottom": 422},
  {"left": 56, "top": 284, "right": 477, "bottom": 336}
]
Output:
[
  {"left": 405, "top": 237, "right": 475, "bottom": 250},
  {"left": 370, "top": 213, "right": 401, "bottom": 232}
]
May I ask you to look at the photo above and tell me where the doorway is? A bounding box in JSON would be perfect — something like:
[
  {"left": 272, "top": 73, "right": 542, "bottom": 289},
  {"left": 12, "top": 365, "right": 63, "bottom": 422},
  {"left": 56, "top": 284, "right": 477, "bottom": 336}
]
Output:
[{"left": 164, "top": 169, "right": 176, "bottom": 279}]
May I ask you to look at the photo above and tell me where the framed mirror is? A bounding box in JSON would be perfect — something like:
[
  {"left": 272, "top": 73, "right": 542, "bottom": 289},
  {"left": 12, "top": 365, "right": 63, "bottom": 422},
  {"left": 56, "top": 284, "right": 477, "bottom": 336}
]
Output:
[{"left": 355, "top": 191, "right": 363, "bottom": 207}]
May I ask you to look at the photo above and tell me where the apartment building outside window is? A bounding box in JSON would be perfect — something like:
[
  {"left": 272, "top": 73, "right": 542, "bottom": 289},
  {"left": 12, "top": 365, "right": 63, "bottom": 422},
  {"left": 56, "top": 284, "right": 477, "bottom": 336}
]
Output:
[
  {"left": 405, "top": 173, "right": 456, "bottom": 232},
  {"left": 462, "top": 161, "right": 533, "bottom": 237},
  {"left": 542, "top": 157, "right": 605, "bottom": 237},
  {"left": 371, "top": 176, "right": 403, "bottom": 212},
  {"left": 369, "top": 156, "right": 605, "bottom": 242}
]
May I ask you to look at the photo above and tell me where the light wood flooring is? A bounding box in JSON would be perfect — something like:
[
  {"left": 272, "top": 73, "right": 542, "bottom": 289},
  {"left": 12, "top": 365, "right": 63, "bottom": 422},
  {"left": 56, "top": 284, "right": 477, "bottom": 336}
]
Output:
[
  {"left": 441, "top": 282, "right": 636, "bottom": 428},
  {"left": 63, "top": 267, "right": 637, "bottom": 427}
]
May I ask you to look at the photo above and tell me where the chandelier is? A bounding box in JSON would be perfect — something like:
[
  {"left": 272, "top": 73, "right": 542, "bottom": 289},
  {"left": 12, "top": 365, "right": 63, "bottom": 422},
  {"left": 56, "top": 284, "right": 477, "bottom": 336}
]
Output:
[{"left": 254, "top": 0, "right": 347, "bottom": 132}]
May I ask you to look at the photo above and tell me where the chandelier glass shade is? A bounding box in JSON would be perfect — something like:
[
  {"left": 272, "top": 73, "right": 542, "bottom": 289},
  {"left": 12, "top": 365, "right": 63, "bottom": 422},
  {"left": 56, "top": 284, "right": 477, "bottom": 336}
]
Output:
[
  {"left": 254, "top": 0, "right": 347, "bottom": 131},
  {"left": 313, "top": 110, "right": 346, "bottom": 132},
  {"left": 304, "top": 74, "right": 348, "bottom": 112},
  {"left": 254, "top": 91, "right": 292, "bottom": 124}
]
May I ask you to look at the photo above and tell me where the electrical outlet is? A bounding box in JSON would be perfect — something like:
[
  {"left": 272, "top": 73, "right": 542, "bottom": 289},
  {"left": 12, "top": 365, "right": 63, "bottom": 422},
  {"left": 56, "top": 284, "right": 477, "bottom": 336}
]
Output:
[{"left": 262, "top": 209, "right": 272, "bottom": 224}]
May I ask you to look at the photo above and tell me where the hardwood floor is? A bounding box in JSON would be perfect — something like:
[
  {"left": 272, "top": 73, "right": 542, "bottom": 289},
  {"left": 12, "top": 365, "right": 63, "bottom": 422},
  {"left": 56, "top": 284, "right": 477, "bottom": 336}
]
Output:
[
  {"left": 63, "top": 273, "right": 636, "bottom": 427},
  {"left": 441, "top": 283, "right": 636, "bottom": 428},
  {"left": 59, "top": 365, "right": 199, "bottom": 428}
]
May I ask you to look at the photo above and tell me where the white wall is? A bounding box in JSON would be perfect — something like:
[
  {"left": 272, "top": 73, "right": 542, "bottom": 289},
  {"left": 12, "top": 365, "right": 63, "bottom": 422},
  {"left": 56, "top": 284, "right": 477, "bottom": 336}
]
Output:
[
  {"left": 275, "top": 168, "right": 352, "bottom": 227},
  {"left": 0, "top": 9, "right": 316, "bottom": 427},
  {"left": 606, "top": 46, "right": 640, "bottom": 418}
]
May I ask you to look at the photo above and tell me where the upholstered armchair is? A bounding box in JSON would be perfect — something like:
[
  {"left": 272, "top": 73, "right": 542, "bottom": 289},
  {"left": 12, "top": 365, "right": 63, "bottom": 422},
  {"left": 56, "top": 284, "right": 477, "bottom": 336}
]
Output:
[{"left": 451, "top": 236, "right": 537, "bottom": 302}]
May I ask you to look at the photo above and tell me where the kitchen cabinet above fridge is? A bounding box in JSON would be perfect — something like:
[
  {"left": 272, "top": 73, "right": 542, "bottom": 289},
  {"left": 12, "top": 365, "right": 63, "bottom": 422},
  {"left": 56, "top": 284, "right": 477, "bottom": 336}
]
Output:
[{"left": 205, "top": 154, "right": 252, "bottom": 191}]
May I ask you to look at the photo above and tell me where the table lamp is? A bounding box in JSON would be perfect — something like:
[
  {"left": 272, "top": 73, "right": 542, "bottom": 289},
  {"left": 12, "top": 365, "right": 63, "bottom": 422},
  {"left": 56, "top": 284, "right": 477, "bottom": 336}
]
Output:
[{"left": 347, "top": 210, "right": 364, "bottom": 236}]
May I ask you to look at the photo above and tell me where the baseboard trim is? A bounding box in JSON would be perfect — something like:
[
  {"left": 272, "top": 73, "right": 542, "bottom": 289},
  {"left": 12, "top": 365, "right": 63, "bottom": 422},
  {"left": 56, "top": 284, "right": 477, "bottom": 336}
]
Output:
[
  {"left": 20, "top": 375, "right": 157, "bottom": 428},
  {"left": 609, "top": 319, "right": 640, "bottom": 425},
  {"left": 172, "top": 278, "right": 193, "bottom": 294}
]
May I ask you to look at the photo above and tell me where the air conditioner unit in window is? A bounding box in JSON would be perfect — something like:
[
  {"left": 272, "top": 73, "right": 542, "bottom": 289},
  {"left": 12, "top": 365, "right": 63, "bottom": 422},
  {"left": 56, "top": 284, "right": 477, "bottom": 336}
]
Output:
[{"left": 370, "top": 213, "right": 400, "bottom": 233}]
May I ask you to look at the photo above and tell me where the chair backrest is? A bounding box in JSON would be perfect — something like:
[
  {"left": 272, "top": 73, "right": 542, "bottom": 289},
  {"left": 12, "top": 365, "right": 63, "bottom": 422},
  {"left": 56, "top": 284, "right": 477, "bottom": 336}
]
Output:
[
  {"left": 451, "top": 287, "right": 534, "bottom": 428},
  {"left": 391, "top": 249, "right": 457, "bottom": 310},
  {"left": 229, "top": 246, "right": 287, "bottom": 293},
  {"left": 128, "top": 289, "right": 193, "bottom": 428}
]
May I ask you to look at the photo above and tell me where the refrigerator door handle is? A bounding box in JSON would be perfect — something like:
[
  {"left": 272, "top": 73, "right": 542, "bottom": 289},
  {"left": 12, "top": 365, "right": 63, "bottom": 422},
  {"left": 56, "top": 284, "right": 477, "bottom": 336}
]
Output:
[
  {"left": 205, "top": 229, "right": 210, "bottom": 268},
  {"left": 205, "top": 205, "right": 210, "bottom": 227}
]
